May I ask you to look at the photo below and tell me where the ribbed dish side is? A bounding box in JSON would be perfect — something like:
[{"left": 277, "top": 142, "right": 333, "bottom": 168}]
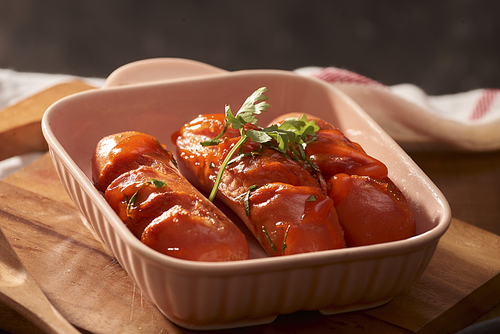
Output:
[{"left": 46, "top": 148, "right": 444, "bottom": 329}]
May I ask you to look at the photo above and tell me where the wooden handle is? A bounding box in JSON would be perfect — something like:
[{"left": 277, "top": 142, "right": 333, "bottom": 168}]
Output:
[
  {"left": 0, "top": 81, "right": 95, "bottom": 161},
  {"left": 0, "top": 227, "right": 80, "bottom": 334}
]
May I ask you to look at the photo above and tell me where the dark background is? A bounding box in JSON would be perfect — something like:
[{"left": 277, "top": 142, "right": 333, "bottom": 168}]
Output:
[{"left": 0, "top": 0, "right": 499, "bottom": 95}]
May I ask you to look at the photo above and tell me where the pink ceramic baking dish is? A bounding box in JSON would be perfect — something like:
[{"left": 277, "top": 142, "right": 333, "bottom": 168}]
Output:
[{"left": 41, "top": 58, "right": 451, "bottom": 330}]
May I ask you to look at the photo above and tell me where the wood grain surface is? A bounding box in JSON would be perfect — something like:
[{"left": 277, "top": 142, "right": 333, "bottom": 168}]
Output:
[{"left": 1, "top": 82, "right": 500, "bottom": 333}]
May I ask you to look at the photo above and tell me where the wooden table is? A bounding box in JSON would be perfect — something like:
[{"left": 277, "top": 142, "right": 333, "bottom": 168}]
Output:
[{"left": 1, "top": 83, "right": 500, "bottom": 334}]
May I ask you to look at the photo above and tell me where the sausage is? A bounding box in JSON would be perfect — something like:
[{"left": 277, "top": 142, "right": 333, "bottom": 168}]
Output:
[
  {"left": 92, "top": 131, "right": 173, "bottom": 193},
  {"left": 92, "top": 131, "right": 249, "bottom": 261},
  {"left": 269, "top": 113, "right": 416, "bottom": 247},
  {"left": 173, "top": 114, "right": 346, "bottom": 256}
]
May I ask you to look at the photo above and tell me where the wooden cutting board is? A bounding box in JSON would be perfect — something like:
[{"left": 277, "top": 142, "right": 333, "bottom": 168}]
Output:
[
  {"left": 1, "top": 83, "right": 500, "bottom": 334},
  {"left": 0, "top": 81, "right": 95, "bottom": 161}
]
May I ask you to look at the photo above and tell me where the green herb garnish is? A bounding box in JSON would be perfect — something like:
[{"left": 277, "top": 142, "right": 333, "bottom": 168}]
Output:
[
  {"left": 150, "top": 178, "right": 168, "bottom": 188},
  {"left": 282, "top": 224, "right": 291, "bottom": 255},
  {"left": 260, "top": 114, "right": 319, "bottom": 162},
  {"left": 124, "top": 178, "right": 167, "bottom": 218},
  {"left": 306, "top": 194, "right": 317, "bottom": 202},
  {"left": 200, "top": 120, "right": 229, "bottom": 146},
  {"left": 201, "top": 87, "right": 320, "bottom": 202},
  {"left": 243, "top": 185, "right": 257, "bottom": 217},
  {"left": 262, "top": 226, "right": 276, "bottom": 253},
  {"left": 202, "top": 87, "right": 269, "bottom": 201},
  {"left": 125, "top": 184, "right": 146, "bottom": 218}
]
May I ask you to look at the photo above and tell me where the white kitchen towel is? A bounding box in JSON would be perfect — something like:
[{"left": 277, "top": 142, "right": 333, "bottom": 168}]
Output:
[
  {"left": 0, "top": 68, "right": 104, "bottom": 109},
  {"left": 296, "top": 66, "right": 500, "bottom": 151}
]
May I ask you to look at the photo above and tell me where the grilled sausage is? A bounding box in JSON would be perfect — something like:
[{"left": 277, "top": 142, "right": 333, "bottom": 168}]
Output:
[
  {"left": 269, "top": 113, "right": 416, "bottom": 247},
  {"left": 173, "top": 114, "right": 346, "bottom": 256},
  {"left": 92, "top": 131, "right": 249, "bottom": 261}
]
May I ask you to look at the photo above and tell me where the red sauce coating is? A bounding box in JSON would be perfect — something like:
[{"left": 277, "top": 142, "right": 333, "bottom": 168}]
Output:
[
  {"left": 305, "top": 120, "right": 389, "bottom": 181},
  {"left": 249, "top": 183, "right": 345, "bottom": 255},
  {"left": 93, "top": 131, "right": 249, "bottom": 262},
  {"left": 92, "top": 132, "right": 171, "bottom": 193},
  {"left": 329, "top": 175, "right": 415, "bottom": 246},
  {"left": 173, "top": 114, "right": 346, "bottom": 256},
  {"left": 269, "top": 113, "right": 416, "bottom": 247}
]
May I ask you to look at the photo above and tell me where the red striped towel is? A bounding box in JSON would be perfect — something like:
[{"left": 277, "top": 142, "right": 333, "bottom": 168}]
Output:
[{"left": 296, "top": 67, "right": 500, "bottom": 151}]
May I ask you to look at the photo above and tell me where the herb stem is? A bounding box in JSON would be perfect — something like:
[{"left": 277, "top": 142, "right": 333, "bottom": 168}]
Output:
[{"left": 208, "top": 135, "right": 248, "bottom": 201}]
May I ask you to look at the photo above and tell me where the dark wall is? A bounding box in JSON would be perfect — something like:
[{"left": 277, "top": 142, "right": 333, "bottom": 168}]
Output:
[{"left": 0, "top": 0, "right": 499, "bottom": 95}]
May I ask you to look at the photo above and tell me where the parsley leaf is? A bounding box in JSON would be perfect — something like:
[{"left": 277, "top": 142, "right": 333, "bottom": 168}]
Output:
[
  {"left": 263, "top": 114, "right": 319, "bottom": 161},
  {"left": 150, "top": 178, "right": 167, "bottom": 188},
  {"left": 229, "top": 87, "right": 270, "bottom": 127},
  {"left": 202, "top": 87, "right": 319, "bottom": 202}
]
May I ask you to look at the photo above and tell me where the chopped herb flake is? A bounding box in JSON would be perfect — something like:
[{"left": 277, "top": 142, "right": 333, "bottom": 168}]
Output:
[
  {"left": 243, "top": 185, "right": 258, "bottom": 217},
  {"left": 150, "top": 178, "right": 167, "bottom": 188},
  {"left": 282, "top": 225, "right": 291, "bottom": 255},
  {"left": 306, "top": 194, "right": 317, "bottom": 202},
  {"left": 262, "top": 226, "right": 276, "bottom": 253},
  {"left": 200, "top": 120, "right": 229, "bottom": 146},
  {"left": 125, "top": 185, "right": 144, "bottom": 218}
]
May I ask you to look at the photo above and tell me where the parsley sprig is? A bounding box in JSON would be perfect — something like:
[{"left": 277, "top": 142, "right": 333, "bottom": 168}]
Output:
[{"left": 201, "top": 87, "right": 320, "bottom": 202}]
